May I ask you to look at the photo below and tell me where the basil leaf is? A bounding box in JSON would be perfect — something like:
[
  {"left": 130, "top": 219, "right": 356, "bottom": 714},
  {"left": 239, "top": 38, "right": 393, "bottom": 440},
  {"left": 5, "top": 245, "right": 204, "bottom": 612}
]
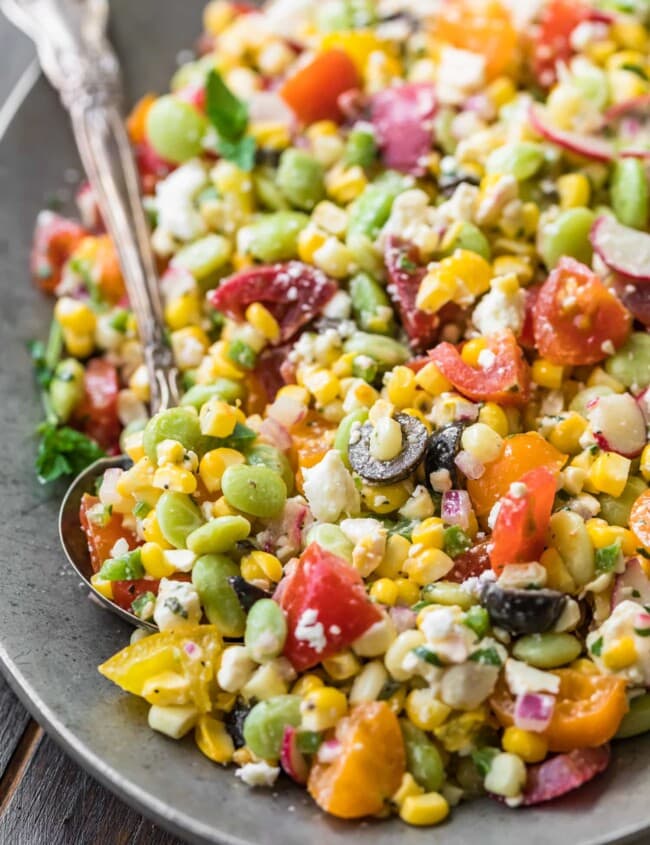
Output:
[
  {"left": 216, "top": 135, "right": 257, "bottom": 171},
  {"left": 206, "top": 69, "right": 249, "bottom": 141}
]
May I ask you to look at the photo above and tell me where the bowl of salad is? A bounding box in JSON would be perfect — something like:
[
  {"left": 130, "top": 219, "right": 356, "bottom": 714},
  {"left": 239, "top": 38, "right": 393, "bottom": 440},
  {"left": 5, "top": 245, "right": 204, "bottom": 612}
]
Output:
[{"left": 4, "top": 0, "right": 650, "bottom": 841}]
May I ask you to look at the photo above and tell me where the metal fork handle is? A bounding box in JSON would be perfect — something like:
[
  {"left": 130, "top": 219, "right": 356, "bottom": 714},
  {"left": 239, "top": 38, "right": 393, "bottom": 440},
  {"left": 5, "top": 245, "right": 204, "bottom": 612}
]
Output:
[{"left": 2, "top": 0, "right": 180, "bottom": 413}]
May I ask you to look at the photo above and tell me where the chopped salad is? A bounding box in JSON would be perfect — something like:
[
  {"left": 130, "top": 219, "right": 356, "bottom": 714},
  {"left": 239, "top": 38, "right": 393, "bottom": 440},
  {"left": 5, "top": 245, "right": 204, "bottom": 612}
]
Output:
[{"left": 29, "top": 0, "right": 650, "bottom": 827}]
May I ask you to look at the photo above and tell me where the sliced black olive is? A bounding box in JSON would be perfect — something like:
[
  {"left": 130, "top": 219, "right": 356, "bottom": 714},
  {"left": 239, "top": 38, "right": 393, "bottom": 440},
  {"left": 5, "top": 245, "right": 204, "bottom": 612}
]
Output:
[
  {"left": 254, "top": 147, "right": 281, "bottom": 168},
  {"left": 347, "top": 412, "right": 428, "bottom": 484},
  {"left": 224, "top": 702, "right": 251, "bottom": 748},
  {"left": 424, "top": 422, "right": 465, "bottom": 492},
  {"left": 228, "top": 575, "right": 271, "bottom": 612},
  {"left": 438, "top": 172, "right": 481, "bottom": 196},
  {"left": 480, "top": 583, "right": 567, "bottom": 635}
]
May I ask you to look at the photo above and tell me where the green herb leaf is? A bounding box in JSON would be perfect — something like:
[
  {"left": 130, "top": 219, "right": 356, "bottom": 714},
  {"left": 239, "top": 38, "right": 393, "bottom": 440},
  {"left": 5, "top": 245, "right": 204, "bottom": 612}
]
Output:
[
  {"left": 412, "top": 645, "right": 443, "bottom": 667},
  {"left": 35, "top": 422, "right": 105, "bottom": 484},
  {"left": 217, "top": 421, "right": 257, "bottom": 451},
  {"left": 206, "top": 69, "right": 249, "bottom": 142},
  {"left": 443, "top": 525, "right": 472, "bottom": 558},
  {"left": 471, "top": 747, "right": 499, "bottom": 777},
  {"left": 28, "top": 340, "right": 54, "bottom": 389},
  {"left": 635, "top": 627, "right": 650, "bottom": 637},
  {"left": 133, "top": 500, "right": 152, "bottom": 519},
  {"left": 398, "top": 254, "right": 417, "bottom": 272},
  {"left": 595, "top": 541, "right": 621, "bottom": 574},
  {"left": 164, "top": 595, "right": 189, "bottom": 619},
  {"left": 216, "top": 135, "right": 257, "bottom": 172},
  {"left": 591, "top": 636, "right": 604, "bottom": 657},
  {"left": 469, "top": 646, "right": 502, "bottom": 666},
  {"left": 377, "top": 679, "right": 402, "bottom": 701}
]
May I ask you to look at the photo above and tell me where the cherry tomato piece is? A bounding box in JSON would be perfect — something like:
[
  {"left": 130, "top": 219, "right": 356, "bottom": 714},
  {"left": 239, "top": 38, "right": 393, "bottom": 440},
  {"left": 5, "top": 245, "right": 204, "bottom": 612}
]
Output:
[
  {"left": 489, "top": 467, "right": 557, "bottom": 574},
  {"left": 532, "top": 0, "right": 591, "bottom": 88},
  {"left": 79, "top": 493, "right": 139, "bottom": 573},
  {"left": 371, "top": 84, "right": 437, "bottom": 176},
  {"left": 280, "top": 50, "right": 360, "bottom": 125},
  {"left": 446, "top": 541, "right": 492, "bottom": 583},
  {"left": 30, "top": 212, "right": 88, "bottom": 294},
  {"left": 533, "top": 258, "right": 631, "bottom": 366},
  {"left": 429, "top": 330, "right": 531, "bottom": 407},
  {"left": 74, "top": 359, "right": 121, "bottom": 452},
  {"left": 112, "top": 578, "right": 160, "bottom": 612},
  {"left": 630, "top": 489, "right": 650, "bottom": 552}
]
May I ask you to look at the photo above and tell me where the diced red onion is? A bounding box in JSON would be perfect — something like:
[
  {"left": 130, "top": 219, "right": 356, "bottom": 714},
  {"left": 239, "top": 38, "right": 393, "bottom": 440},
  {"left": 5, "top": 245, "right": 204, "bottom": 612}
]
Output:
[
  {"left": 390, "top": 605, "right": 417, "bottom": 632},
  {"left": 441, "top": 490, "right": 472, "bottom": 531},
  {"left": 259, "top": 417, "right": 293, "bottom": 452},
  {"left": 454, "top": 450, "right": 484, "bottom": 480},
  {"left": 267, "top": 395, "right": 307, "bottom": 429},
  {"left": 514, "top": 692, "right": 555, "bottom": 732},
  {"left": 183, "top": 641, "right": 200, "bottom": 659}
]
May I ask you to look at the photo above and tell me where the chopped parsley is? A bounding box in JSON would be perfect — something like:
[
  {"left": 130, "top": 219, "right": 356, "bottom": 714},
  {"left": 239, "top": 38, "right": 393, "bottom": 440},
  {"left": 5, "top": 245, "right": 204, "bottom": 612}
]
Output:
[
  {"left": 133, "top": 500, "right": 152, "bottom": 519},
  {"left": 205, "top": 69, "right": 256, "bottom": 171},
  {"left": 132, "top": 591, "right": 156, "bottom": 621},
  {"left": 412, "top": 646, "right": 443, "bottom": 667},
  {"left": 443, "top": 525, "right": 472, "bottom": 558},
  {"left": 595, "top": 541, "right": 622, "bottom": 574},
  {"left": 164, "top": 596, "right": 189, "bottom": 619},
  {"left": 591, "top": 636, "right": 604, "bottom": 657},
  {"left": 228, "top": 339, "right": 257, "bottom": 370},
  {"left": 469, "top": 646, "right": 502, "bottom": 666}
]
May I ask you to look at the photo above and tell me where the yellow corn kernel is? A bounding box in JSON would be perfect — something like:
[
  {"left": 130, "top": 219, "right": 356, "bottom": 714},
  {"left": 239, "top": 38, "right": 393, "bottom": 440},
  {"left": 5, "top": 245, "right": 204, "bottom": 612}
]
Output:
[
  {"left": 587, "top": 451, "right": 631, "bottom": 497},
  {"left": 411, "top": 517, "right": 445, "bottom": 550},
  {"left": 603, "top": 635, "right": 638, "bottom": 671},
  {"left": 570, "top": 658, "right": 600, "bottom": 676},
  {"left": 406, "top": 688, "right": 451, "bottom": 732},
  {"left": 212, "top": 689, "right": 236, "bottom": 714},
  {"left": 492, "top": 255, "right": 533, "bottom": 284},
  {"left": 195, "top": 715, "right": 235, "bottom": 764},
  {"left": 402, "top": 406, "right": 432, "bottom": 432},
  {"left": 63, "top": 329, "right": 94, "bottom": 358},
  {"left": 297, "top": 225, "right": 328, "bottom": 264},
  {"left": 548, "top": 413, "right": 588, "bottom": 454},
  {"left": 245, "top": 302, "right": 280, "bottom": 343},
  {"left": 129, "top": 364, "right": 150, "bottom": 403},
  {"left": 55, "top": 296, "right": 97, "bottom": 334},
  {"left": 384, "top": 366, "right": 417, "bottom": 409},
  {"left": 478, "top": 402, "right": 509, "bottom": 437},
  {"left": 343, "top": 378, "right": 379, "bottom": 409},
  {"left": 585, "top": 39, "right": 617, "bottom": 65},
  {"left": 142, "top": 671, "right": 191, "bottom": 707},
  {"left": 276, "top": 384, "right": 310, "bottom": 405},
  {"left": 609, "top": 68, "right": 648, "bottom": 104},
  {"left": 370, "top": 578, "right": 399, "bottom": 606},
  {"left": 142, "top": 511, "right": 173, "bottom": 549},
  {"left": 90, "top": 573, "right": 114, "bottom": 600},
  {"left": 249, "top": 120, "right": 291, "bottom": 150},
  {"left": 291, "top": 674, "right": 324, "bottom": 696},
  {"left": 532, "top": 358, "right": 564, "bottom": 390},
  {"left": 557, "top": 173, "right": 591, "bottom": 210},
  {"left": 322, "top": 650, "right": 361, "bottom": 680},
  {"left": 400, "top": 793, "right": 449, "bottom": 827},
  {"left": 240, "top": 553, "right": 265, "bottom": 582},
  {"left": 460, "top": 337, "right": 488, "bottom": 368},
  {"left": 199, "top": 448, "right": 244, "bottom": 493},
  {"left": 212, "top": 496, "right": 240, "bottom": 518},
  {"left": 486, "top": 75, "right": 516, "bottom": 108},
  {"left": 521, "top": 202, "right": 540, "bottom": 237},
  {"left": 414, "top": 362, "right": 452, "bottom": 397},
  {"left": 376, "top": 534, "right": 412, "bottom": 579},
  {"left": 416, "top": 266, "right": 458, "bottom": 313},
  {"left": 313, "top": 237, "right": 355, "bottom": 279},
  {"left": 461, "top": 423, "right": 503, "bottom": 464},
  {"left": 141, "top": 542, "right": 176, "bottom": 578},
  {"left": 203, "top": 1, "right": 235, "bottom": 35},
  {"left": 153, "top": 465, "right": 197, "bottom": 495},
  {"left": 394, "top": 578, "right": 420, "bottom": 606},
  {"left": 585, "top": 519, "right": 636, "bottom": 556},
  {"left": 640, "top": 444, "right": 650, "bottom": 482},
  {"left": 404, "top": 548, "right": 454, "bottom": 586},
  {"left": 200, "top": 398, "right": 245, "bottom": 439},
  {"left": 611, "top": 22, "right": 648, "bottom": 51},
  {"left": 164, "top": 292, "right": 201, "bottom": 330},
  {"left": 587, "top": 367, "right": 625, "bottom": 393},
  {"left": 502, "top": 726, "right": 548, "bottom": 763},
  {"left": 325, "top": 164, "right": 368, "bottom": 204},
  {"left": 306, "top": 120, "right": 339, "bottom": 140},
  {"left": 156, "top": 439, "right": 185, "bottom": 466},
  {"left": 171, "top": 326, "right": 210, "bottom": 371},
  {"left": 116, "top": 457, "right": 154, "bottom": 496},
  {"left": 331, "top": 352, "right": 355, "bottom": 379},
  {"left": 362, "top": 481, "right": 411, "bottom": 515},
  {"left": 392, "top": 773, "right": 425, "bottom": 808},
  {"left": 300, "top": 686, "right": 348, "bottom": 731},
  {"left": 123, "top": 430, "right": 145, "bottom": 462},
  {"left": 241, "top": 550, "right": 283, "bottom": 583},
  {"left": 302, "top": 367, "right": 341, "bottom": 405}
]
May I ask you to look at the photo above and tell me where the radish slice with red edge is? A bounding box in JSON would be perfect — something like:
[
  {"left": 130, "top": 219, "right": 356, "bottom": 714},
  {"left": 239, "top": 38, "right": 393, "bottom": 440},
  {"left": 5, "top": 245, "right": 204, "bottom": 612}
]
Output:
[
  {"left": 612, "top": 559, "right": 650, "bottom": 611},
  {"left": 591, "top": 215, "right": 650, "bottom": 282},
  {"left": 612, "top": 277, "right": 650, "bottom": 327},
  {"left": 529, "top": 105, "right": 614, "bottom": 162},
  {"left": 586, "top": 393, "right": 647, "bottom": 458},
  {"left": 522, "top": 746, "right": 610, "bottom": 806},
  {"left": 280, "top": 726, "right": 309, "bottom": 784}
]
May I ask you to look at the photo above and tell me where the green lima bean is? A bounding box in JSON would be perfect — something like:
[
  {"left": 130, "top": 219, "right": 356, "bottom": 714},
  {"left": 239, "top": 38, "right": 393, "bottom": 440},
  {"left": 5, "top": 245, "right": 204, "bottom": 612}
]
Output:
[
  {"left": 186, "top": 515, "right": 251, "bottom": 555},
  {"left": 349, "top": 272, "right": 394, "bottom": 335},
  {"left": 192, "top": 553, "right": 245, "bottom": 637},
  {"left": 245, "top": 599, "right": 288, "bottom": 662},
  {"left": 277, "top": 149, "right": 326, "bottom": 211},
  {"left": 247, "top": 212, "right": 309, "bottom": 263}
]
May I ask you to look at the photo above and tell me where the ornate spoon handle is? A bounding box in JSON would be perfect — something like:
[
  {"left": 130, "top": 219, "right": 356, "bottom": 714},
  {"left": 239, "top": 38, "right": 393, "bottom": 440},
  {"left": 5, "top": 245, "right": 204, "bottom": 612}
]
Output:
[{"left": 2, "top": 0, "right": 180, "bottom": 413}]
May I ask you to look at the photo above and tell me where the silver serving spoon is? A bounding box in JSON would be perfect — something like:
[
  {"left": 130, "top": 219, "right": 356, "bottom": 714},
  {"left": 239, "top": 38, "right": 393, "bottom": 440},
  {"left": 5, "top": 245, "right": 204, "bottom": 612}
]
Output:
[{"left": 3, "top": 0, "right": 180, "bottom": 629}]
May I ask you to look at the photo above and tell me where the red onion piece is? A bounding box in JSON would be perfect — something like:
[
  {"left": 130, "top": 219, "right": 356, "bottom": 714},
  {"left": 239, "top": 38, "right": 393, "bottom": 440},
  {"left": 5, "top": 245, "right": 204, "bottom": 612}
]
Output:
[
  {"left": 441, "top": 490, "right": 472, "bottom": 531},
  {"left": 389, "top": 605, "right": 417, "bottom": 631},
  {"left": 454, "top": 450, "right": 484, "bottom": 480},
  {"left": 267, "top": 395, "right": 307, "bottom": 429},
  {"left": 259, "top": 417, "right": 293, "bottom": 452},
  {"left": 514, "top": 692, "right": 555, "bottom": 732}
]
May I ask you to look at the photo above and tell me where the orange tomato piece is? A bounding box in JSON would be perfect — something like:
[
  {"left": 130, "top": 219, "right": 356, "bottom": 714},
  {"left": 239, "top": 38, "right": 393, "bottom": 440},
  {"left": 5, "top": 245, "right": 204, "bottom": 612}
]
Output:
[
  {"left": 292, "top": 412, "right": 337, "bottom": 470},
  {"left": 491, "top": 669, "right": 627, "bottom": 753},
  {"left": 280, "top": 50, "right": 360, "bottom": 125},
  {"left": 431, "top": 0, "right": 517, "bottom": 80},
  {"left": 307, "top": 702, "right": 405, "bottom": 818},
  {"left": 72, "top": 235, "right": 125, "bottom": 303},
  {"left": 467, "top": 432, "right": 567, "bottom": 518},
  {"left": 127, "top": 93, "right": 157, "bottom": 144},
  {"left": 630, "top": 489, "right": 650, "bottom": 552}
]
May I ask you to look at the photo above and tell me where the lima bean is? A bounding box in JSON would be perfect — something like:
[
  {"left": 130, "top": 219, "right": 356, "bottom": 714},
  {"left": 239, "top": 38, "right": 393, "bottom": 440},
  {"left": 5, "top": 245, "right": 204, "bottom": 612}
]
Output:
[
  {"left": 439, "top": 222, "right": 491, "bottom": 261},
  {"left": 611, "top": 158, "right": 648, "bottom": 230},
  {"left": 156, "top": 491, "right": 204, "bottom": 549},
  {"left": 171, "top": 234, "right": 232, "bottom": 282},
  {"left": 146, "top": 95, "right": 208, "bottom": 164},
  {"left": 347, "top": 171, "right": 406, "bottom": 239},
  {"left": 245, "top": 599, "right": 288, "bottom": 662},
  {"left": 243, "top": 695, "right": 302, "bottom": 759},
  {"left": 615, "top": 693, "right": 650, "bottom": 739},
  {"left": 143, "top": 407, "right": 203, "bottom": 463},
  {"left": 334, "top": 408, "right": 369, "bottom": 467},
  {"left": 400, "top": 720, "right": 445, "bottom": 792},
  {"left": 599, "top": 477, "right": 648, "bottom": 528},
  {"left": 343, "top": 332, "right": 409, "bottom": 368},
  {"left": 244, "top": 443, "right": 294, "bottom": 494},
  {"left": 277, "top": 149, "right": 325, "bottom": 211},
  {"left": 253, "top": 168, "right": 290, "bottom": 211},
  {"left": 306, "top": 523, "right": 354, "bottom": 563},
  {"left": 344, "top": 128, "right": 377, "bottom": 168},
  {"left": 349, "top": 272, "right": 394, "bottom": 335},
  {"left": 549, "top": 510, "right": 595, "bottom": 587},
  {"left": 605, "top": 333, "right": 650, "bottom": 389},
  {"left": 569, "top": 385, "right": 615, "bottom": 417},
  {"left": 180, "top": 379, "right": 245, "bottom": 411},
  {"left": 192, "top": 554, "right": 245, "bottom": 637},
  {"left": 486, "top": 142, "right": 545, "bottom": 181},
  {"left": 49, "top": 358, "right": 85, "bottom": 423},
  {"left": 421, "top": 581, "right": 475, "bottom": 611},
  {"left": 539, "top": 207, "right": 595, "bottom": 269},
  {"left": 512, "top": 633, "right": 582, "bottom": 669},
  {"left": 221, "top": 464, "right": 287, "bottom": 518},
  {"left": 186, "top": 515, "right": 251, "bottom": 555},
  {"left": 247, "top": 212, "right": 309, "bottom": 263}
]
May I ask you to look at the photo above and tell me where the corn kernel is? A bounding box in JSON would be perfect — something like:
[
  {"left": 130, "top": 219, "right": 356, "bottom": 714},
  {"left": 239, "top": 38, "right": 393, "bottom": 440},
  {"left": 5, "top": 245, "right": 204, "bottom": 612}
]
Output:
[
  {"left": 548, "top": 413, "right": 587, "bottom": 454},
  {"left": 312, "top": 236, "right": 355, "bottom": 279},
  {"left": 588, "top": 451, "right": 631, "bottom": 497},
  {"left": 415, "top": 362, "right": 452, "bottom": 397},
  {"left": 302, "top": 367, "right": 341, "bottom": 405},
  {"left": 116, "top": 457, "right": 155, "bottom": 496},
  {"left": 492, "top": 255, "right": 533, "bottom": 283},
  {"left": 611, "top": 22, "right": 648, "bottom": 51},
  {"left": 199, "top": 398, "right": 243, "bottom": 438},
  {"left": 370, "top": 578, "right": 399, "bottom": 606},
  {"left": 406, "top": 688, "right": 451, "bottom": 731},
  {"left": 276, "top": 384, "right": 310, "bottom": 405},
  {"left": 129, "top": 364, "right": 150, "bottom": 403},
  {"left": 603, "top": 635, "right": 638, "bottom": 670},
  {"left": 609, "top": 68, "right": 648, "bottom": 103},
  {"left": 556, "top": 172, "right": 590, "bottom": 210},
  {"left": 411, "top": 517, "right": 445, "bottom": 550},
  {"left": 521, "top": 202, "right": 540, "bottom": 236},
  {"left": 322, "top": 650, "right": 361, "bottom": 680},
  {"left": 153, "top": 465, "right": 197, "bottom": 494},
  {"left": 203, "top": 0, "right": 235, "bottom": 35},
  {"left": 502, "top": 726, "right": 548, "bottom": 763},
  {"left": 123, "top": 430, "right": 145, "bottom": 462},
  {"left": 395, "top": 578, "right": 420, "bottom": 605},
  {"left": 375, "top": 534, "right": 412, "bottom": 579},
  {"left": 199, "top": 447, "right": 245, "bottom": 493},
  {"left": 55, "top": 296, "right": 97, "bottom": 334},
  {"left": 404, "top": 548, "right": 454, "bottom": 585},
  {"left": 460, "top": 337, "right": 488, "bottom": 368},
  {"left": 156, "top": 438, "right": 185, "bottom": 466},
  {"left": 392, "top": 774, "right": 424, "bottom": 808},
  {"left": 245, "top": 302, "right": 280, "bottom": 343},
  {"left": 585, "top": 519, "right": 636, "bottom": 556},
  {"left": 478, "top": 402, "right": 509, "bottom": 437},
  {"left": 400, "top": 793, "right": 449, "bottom": 827},
  {"left": 587, "top": 367, "right": 625, "bottom": 393},
  {"left": 142, "top": 511, "right": 173, "bottom": 548},
  {"left": 325, "top": 163, "right": 368, "bottom": 204},
  {"left": 90, "top": 573, "right": 113, "bottom": 600},
  {"left": 291, "top": 674, "right": 324, "bottom": 696},
  {"left": 141, "top": 542, "right": 176, "bottom": 578},
  {"left": 531, "top": 358, "right": 564, "bottom": 390},
  {"left": 164, "top": 292, "right": 201, "bottom": 330},
  {"left": 416, "top": 266, "right": 458, "bottom": 313},
  {"left": 300, "top": 686, "right": 348, "bottom": 731},
  {"left": 241, "top": 550, "right": 283, "bottom": 583},
  {"left": 63, "top": 329, "right": 94, "bottom": 358},
  {"left": 461, "top": 423, "right": 503, "bottom": 464},
  {"left": 641, "top": 445, "right": 650, "bottom": 482},
  {"left": 249, "top": 120, "right": 291, "bottom": 150},
  {"left": 381, "top": 366, "right": 415, "bottom": 409},
  {"left": 195, "top": 715, "right": 235, "bottom": 764},
  {"left": 305, "top": 120, "right": 339, "bottom": 139},
  {"left": 540, "top": 548, "right": 577, "bottom": 594},
  {"left": 240, "top": 553, "right": 265, "bottom": 582}
]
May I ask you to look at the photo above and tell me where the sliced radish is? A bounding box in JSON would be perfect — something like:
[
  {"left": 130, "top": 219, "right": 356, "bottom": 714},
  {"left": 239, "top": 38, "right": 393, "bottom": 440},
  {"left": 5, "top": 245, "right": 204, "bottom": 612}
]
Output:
[
  {"left": 522, "top": 746, "right": 610, "bottom": 806},
  {"left": 529, "top": 105, "right": 614, "bottom": 162},
  {"left": 280, "top": 726, "right": 309, "bottom": 784},
  {"left": 637, "top": 387, "right": 650, "bottom": 424},
  {"left": 590, "top": 216, "right": 650, "bottom": 282},
  {"left": 605, "top": 94, "right": 650, "bottom": 123},
  {"left": 613, "top": 277, "right": 650, "bottom": 327},
  {"left": 612, "top": 559, "right": 650, "bottom": 610},
  {"left": 587, "top": 393, "right": 647, "bottom": 458}
]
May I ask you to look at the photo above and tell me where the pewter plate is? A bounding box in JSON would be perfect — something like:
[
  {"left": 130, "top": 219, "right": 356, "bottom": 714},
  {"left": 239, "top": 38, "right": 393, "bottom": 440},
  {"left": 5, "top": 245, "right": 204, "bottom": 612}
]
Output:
[{"left": 0, "top": 3, "right": 649, "bottom": 843}]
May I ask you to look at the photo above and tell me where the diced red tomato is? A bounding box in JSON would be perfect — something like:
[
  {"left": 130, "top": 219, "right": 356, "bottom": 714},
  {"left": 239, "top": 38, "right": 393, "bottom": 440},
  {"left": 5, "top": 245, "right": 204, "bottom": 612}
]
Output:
[
  {"left": 533, "top": 258, "right": 631, "bottom": 366},
  {"left": 74, "top": 359, "right": 121, "bottom": 452},
  {"left": 134, "top": 140, "right": 174, "bottom": 194},
  {"left": 112, "top": 579, "right": 160, "bottom": 611},
  {"left": 30, "top": 212, "right": 88, "bottom": 294},
  {"left": 489, "top": 467, "right": 557, "bottom": 575},
  {"left": 279, "top": 543, "right": 383, "bottom": 672},
  {"left": 519, "top": 284, "right": 540, "bottom": 349},
  {"left": 370, "top": 84, "right": 436, "bottom": 176},
  {"left": 429, "top": 330, "right": 531, "bottom": 406},
  {"left": 210, "top": 262, "right": 336, "bottom": 343},
  {"left": 446, "top": 541, "right": 492, "bottom": 583},
  {"left": 280, "top": 49, "right": 360, "bottom": 125},
  {"left": 79, "top": 493, "right": 139, "bottom": 573},
  {"left": 384, "top": 238, "right": 440, "bottom": 351},
  {"left": 532, "top": 0, "right": 591, "bottom": 88}
]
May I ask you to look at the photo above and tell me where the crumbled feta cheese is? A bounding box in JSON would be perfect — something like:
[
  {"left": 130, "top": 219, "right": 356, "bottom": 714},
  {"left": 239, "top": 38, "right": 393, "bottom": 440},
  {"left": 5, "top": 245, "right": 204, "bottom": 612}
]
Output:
[
  {"left": 587, "top": 600, "right": 650, "bottom": 685},
  {"left": 504, "top": 658, "right": 561, "bottom": 696},
  {"left": 162, "top": 549, "right": 197, "bottom": 573},
  {"left": 217, "top": 645, "right": 256, "bottom": 693},
  {"left": 116, "top": 389, "right": 148, "bottom": 427},
  {"left": 399, "top": 484, "right": 435, "bottom": 520},
  {"left": 509, "top": 482, "right": 528, "bottom": 498},
  {"left": 429, "top": 468, "right": 453, "bottom": 493},
  {"left": 302, "top": 450, "right": 360, "bottom": 522},
  {"left": 472, "top": 275, "right": 526, "bottom": 336},
  {"left": 553, "top": 598, "right": 582, "bottom": 632},
  {"left": 497, "top": 562, "right": 547, "bottom": 590},
  {"left": 478, "top": 348, "right": 497, "bottom": 370},
  {"left": 295, "top": 608, "right": 327, "bottom": 654},
  {"left": 440, "top": 662, "right": 499, "bottom": 710},
  {"left": 340, "top": 518, "right": 387, "bottom": 577},
  {"left": 421, "top": 606, "right": 478, "bottom": 664},
  {"left": 153, "top": 578, "right": 202, "bottom": 631},
  {"left": 110, "top": 537, "right": 129, "bottom": 558},
  {"left": 322, "top": 290, "right": 352, "bottom": 320},
  {"left": 235, "top": 761, "right": 281, "bottom": 788},
  {"left": 437, "top": 47, "right": 486, "bottom": 106},
  {"left": 155, "top": 160, "right": 207, "bottom": 241}
]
